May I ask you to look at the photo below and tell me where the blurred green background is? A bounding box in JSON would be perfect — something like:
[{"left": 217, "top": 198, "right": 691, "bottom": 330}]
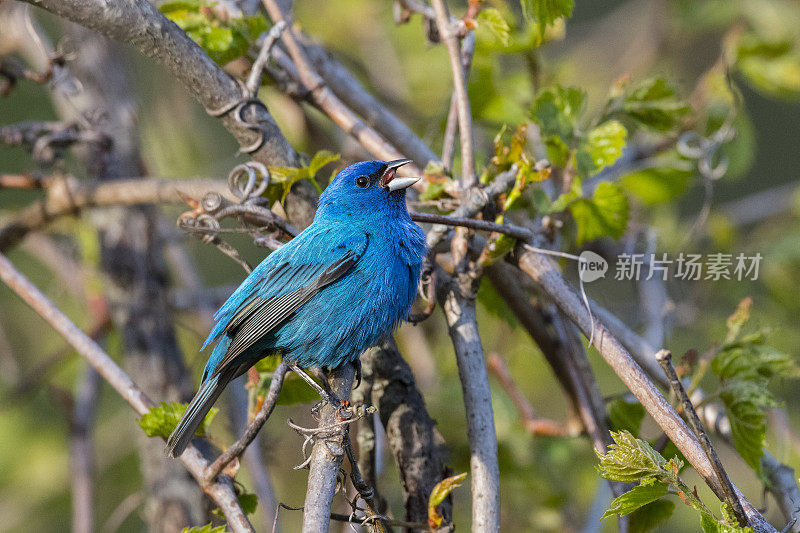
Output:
[{"left": 2, "top": 0, "right": 800, "bottom": 531}]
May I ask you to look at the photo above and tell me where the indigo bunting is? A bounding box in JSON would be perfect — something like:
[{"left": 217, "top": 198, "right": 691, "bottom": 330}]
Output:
[{"left": 167, "top": 159, "right": 426, "bottom": 457}]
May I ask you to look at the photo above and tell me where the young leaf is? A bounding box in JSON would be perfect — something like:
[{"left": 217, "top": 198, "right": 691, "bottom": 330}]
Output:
[
  {"left": 601, "top": 481, "right": 671, "bottom": 520},
  {"left": 579, "top": 120, "right": 628, "bottom": 177},
  {"left": 596, "top": 430, "right": 670, "bottom": 483},
  {"left": 270, "top": 150, "right": 340, "bottom": 201},
  {"left": 307, "top": 150, "right": 341, "bottom": 179},
  {"left": 428, "top": 472, "right": 467, "bottom": 528},
  {"left": 629, "top": 498, "right": 676, "bottom": 533},
  {"left": 608, "top": 398, "right": 646, "bottom": 438},
  {"left": 699, "top": 510, "right": 753, "bottom": 533},
  {"left": 531, "top": 86, "right": 587, "bottom": 141},
  {"left": 180, "top": 524, "right": 227, "bottom": 533},
  {"left": 568, "top": 181, "right": 630, "bottom": 244},
  {"left": 520, "top": 0, "right": 575, "bottom": 36},
  {"left": 719, "top": 379, "right": 775, "bottom": 475},
  {"left": 712, "top": 344, "right": 799, "bottom": 381},
  {"left": 477, "top": 8, "right": 511, "bottom": 47},
  {"left": 138, "top": 402, "right": 218, "bottom": 438},
  {"left": 619, "top": 77, "right": 690, "bottom": 132}
]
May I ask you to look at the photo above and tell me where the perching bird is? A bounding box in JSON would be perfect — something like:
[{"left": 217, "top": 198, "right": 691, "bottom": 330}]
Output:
[{"left": 167, "top": 159, "right": 426, "bottom": 457}]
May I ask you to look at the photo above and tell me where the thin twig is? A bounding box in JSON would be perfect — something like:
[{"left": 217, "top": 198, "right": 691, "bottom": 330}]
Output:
[
  {"left": 441, "top": 32, "right": 475, "bottom": 172},
  {"left": 487, "top": 353, "right": 576, "bottom": 437},
  {"left": 655, "top": 349, "right": 747, "bottom": 527},
  {"left": 204, "top": 361, "right": 289, "bottom": 483},
  {"left": 431, "top": 0, "right": 475, "bottom": 187},
  {"left": 246, "top": 21, "right": 287, "bottom": 95},
  {"left": 71, "top": 365, "right": 100, "bottom": 533}
]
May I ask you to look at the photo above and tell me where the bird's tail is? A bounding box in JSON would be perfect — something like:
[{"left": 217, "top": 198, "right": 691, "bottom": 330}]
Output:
[{"left": 166, "top": 372, "right": 228, "bottom": 457}]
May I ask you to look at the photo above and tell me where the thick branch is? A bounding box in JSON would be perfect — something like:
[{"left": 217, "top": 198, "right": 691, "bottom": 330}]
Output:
[
  {"left": 301, "top": 363, "right": 357, "bottom": 533},
  {"left": 514, "top": 249, "right": 776, "bottom": 532},
  {"left": 438, "top": 256, "right": 500, "bottom": 532},
  {"left": 0, "top": 252, "right": 255, "bottom": 532},
  {"left": 22, "top": 0, "right": 296, "bottom": 166},
  {"left": 263, "top": 0, "right": 419, "bottom": 175},
  {"left": 0, "top": 177, "right": 232, "bottom": 251},
  {"left": 362, "top": 337, "right": 452, "bottom": 525}
]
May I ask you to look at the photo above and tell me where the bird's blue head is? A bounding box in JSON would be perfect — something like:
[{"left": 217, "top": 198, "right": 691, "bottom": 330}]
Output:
[{"left": 316, "top": 159, "right": 419, "bottom": 221}]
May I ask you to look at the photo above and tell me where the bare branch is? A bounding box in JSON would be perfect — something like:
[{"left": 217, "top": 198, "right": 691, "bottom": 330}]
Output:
[
  {"left": 21, "top": 0, "right": 297, "bottom": 166},
  {"left": 437, "top": 233, "right": 500, "bottom": 532},
  {"left": 514, "top": 248, "right": 776, "bottom": 532},
  {"left": 0, "top": 176, "right": 233, "bottom": 251},
  {"left": 0, "top": 252, "right": 256, "bottom": 532},
  {"left": 431, "top": 0, "right": 475, "bottom": 187},
  {"left": 298, "top": 33, "right": 438, "bottom": 167},
  {"left": 262, "top": 0, "right": 419, "bottom": 175},
  {"left": 487, "top": 353, "right": 576, "bottom": 437},
  {"left": 70, "top": 365, "right": 100, "bottom": 533},
  {"left": 655, "top": 349, "right": 746, "bottom": 526}
]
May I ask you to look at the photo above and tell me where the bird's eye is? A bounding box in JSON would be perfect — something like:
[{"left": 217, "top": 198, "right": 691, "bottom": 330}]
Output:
[{"left": 355, "top": 176, "right": 369, "bottom": 188}]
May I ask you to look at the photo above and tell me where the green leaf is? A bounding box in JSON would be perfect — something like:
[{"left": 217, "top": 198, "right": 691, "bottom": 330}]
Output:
[
  {"left": 568, "top": 182, "right": 629, "bottom": 244},
  {"left": 428, "top": 472, "right": 467, "bottom": 528},
  {"left": 138, "top": 402, "right": 218, "bottom": 439},
  {"left": 520, "top": 0, "right": 575, "bottom": 35},
  {"left": 270, "top": 150, "right": 340, "bottom": 202},
  {"left": 601, "top": 481, "right": 671, "bottom": 520},
  {"left": 699, "top": 509, "right": 753, "bottom": 533},
  {"left": 596, "top": 431, "right": 672, "bottom": 483},
  {"left": 712, "top": 344, "right": 799, "bottom": 381},
  {"left": 477, "top": 8, "right": 511, "bottom": 47},
  {"left": 531, "top": 86, "right": 586, "bottom": 141},
  {"left": 719, "top": 379, "right": 775, "bottom": 475},
  {"left": 608, "top": 398, "right": 646, "bottom": 438},
  {"left": 619, "top": 78, "right": 690, "bottom": 132},
  {"left": 620, "top": 165, "right": 692, "bottom": 205},
  {"left": 180, "top": 524, "right": 227, "bottom": 533},
  {"left": 238, "top": 492, "right": 258, "bottom": 515},
  {"left": 579, "top": 120, "right": 627, "bottom": 176},
  {"left": 737, "top": 33, "right": 800, "bottom": 100},
  {"left": 629, "top": 498, "right": 676, "bottom": 533}
]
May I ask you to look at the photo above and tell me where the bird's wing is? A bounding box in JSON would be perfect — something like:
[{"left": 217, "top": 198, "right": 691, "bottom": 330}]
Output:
[{"left": 205, "top": 231, "right": 368, "bottom": 378}]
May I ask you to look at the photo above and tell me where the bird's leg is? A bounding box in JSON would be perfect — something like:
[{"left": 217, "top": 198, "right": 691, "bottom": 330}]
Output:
[{"left": 289, "top": 363, "right": 352, "bottom": 419}]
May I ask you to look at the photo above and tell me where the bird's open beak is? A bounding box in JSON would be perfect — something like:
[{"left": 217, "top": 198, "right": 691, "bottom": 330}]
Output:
[{"left": 381, "top": 159, "right": 419, "bottom": 191}]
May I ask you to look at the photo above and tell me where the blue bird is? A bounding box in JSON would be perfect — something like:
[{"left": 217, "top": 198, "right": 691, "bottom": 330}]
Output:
[{"left": 167, "top": 159, "right": 427, "bottom": 457}]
